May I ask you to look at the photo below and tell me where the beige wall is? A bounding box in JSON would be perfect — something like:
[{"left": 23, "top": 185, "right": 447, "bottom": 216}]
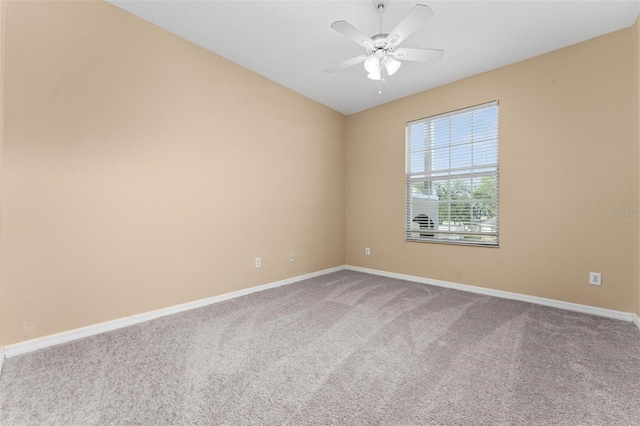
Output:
[
  {"left": 1, "top": 1, "right": 345, "bottom": 345},
  {"left": 346, "top": 29, "right": 635, "bottom": 312},
  {"left": 635, "top": 15, "right": 640, "bottom": 319},
  {"left": 0, "top": 0, "right": 5, "bottom": 350}
]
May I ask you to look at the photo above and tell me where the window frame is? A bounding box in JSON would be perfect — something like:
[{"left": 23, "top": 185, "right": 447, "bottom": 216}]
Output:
[{"left": 405, "top": 101, "right": 499, "bottom": 247}]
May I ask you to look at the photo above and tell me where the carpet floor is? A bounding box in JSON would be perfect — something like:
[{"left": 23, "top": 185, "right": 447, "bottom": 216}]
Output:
[{"left": 1, "top": 270, "right": 639, "bottom": 425}]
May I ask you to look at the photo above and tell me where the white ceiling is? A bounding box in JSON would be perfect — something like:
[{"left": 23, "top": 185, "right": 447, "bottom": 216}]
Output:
[{"left": 109, "top": 0, "right": 640, "bottom": 115}]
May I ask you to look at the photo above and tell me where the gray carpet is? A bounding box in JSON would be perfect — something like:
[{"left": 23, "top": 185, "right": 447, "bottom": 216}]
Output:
[{"left": 1, "top": 270, "right": 639, "bottom": 425}]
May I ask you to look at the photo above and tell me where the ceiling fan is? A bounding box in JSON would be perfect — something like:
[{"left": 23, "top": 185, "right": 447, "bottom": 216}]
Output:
[{"left": 324, "top": 1, "right": 443, "bottom": 82}]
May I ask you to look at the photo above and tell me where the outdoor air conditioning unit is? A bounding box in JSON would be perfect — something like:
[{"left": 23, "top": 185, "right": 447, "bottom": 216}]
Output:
[{"left": 411, "top": 194, "right": 439, "bottom": 238}]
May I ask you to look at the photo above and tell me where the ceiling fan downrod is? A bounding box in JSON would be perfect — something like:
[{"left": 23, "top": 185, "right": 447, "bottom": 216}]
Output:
[{"left": 376, "top": 1, "right": 386, "bottom": 34}]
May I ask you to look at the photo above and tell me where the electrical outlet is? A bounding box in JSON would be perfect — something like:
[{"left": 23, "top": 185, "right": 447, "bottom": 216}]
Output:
[
  {"left": 365, "top": 247, "right": 370, "bottom": 256},
  {"left": 289, "top": 253, "right": 295, "bottom": 262},
  {"left": 255, "top": 257, "right": 261, "bottom": 268},
  {"left": 589, "top": 272, "right": 601, "bottom": 286}
]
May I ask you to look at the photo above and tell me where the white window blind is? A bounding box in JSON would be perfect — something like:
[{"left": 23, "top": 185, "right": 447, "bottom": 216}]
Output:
[{"left": 406, "top": 101, "right": 499, "bottom": 246}]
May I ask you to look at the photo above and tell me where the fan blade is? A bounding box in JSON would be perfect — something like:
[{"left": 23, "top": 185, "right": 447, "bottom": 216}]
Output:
[
  {"left": 330, "top": 21, "right": 374, "bottom": 49},
  {"left": 324, "top": 54, "right": 369, "bottom": 73},
  {"left": 393, "top": 48, "right": 444, "bottom": 63},
  {"left": 386, "top": 4, "right": 434, "bottom": 48}
]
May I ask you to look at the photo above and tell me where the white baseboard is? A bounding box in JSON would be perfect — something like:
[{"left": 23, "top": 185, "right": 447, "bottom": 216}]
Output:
[
  {"left": 4, "top": 265, "right": 346, "bottom": 358},
  {"left": 346, "top": 265, "right": 636, "bottom": 323},
  {"left": 4, "top": 264, "right": 637, "bottom": 358}
]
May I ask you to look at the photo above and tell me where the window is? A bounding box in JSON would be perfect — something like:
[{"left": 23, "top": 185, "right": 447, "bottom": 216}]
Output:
[{"left": 406, "top": 101, "right": 499, "bottom": 246}]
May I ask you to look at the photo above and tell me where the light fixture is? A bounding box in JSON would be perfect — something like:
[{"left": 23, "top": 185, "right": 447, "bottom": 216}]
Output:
[
  {"left": 367, "top": 67, "right": 382, "bottom": 81},
  {"left": 366, "top": 54, "right": 382, "bottom": 80},
  {"left": 384, "top": 56, "right": 401, "bottom": 75},
  {"left": 365, "top": 51, "right": 401, "bottom": 81},
  {"left": 364, "top": 56, "right": 379, "bottom": 74}
]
